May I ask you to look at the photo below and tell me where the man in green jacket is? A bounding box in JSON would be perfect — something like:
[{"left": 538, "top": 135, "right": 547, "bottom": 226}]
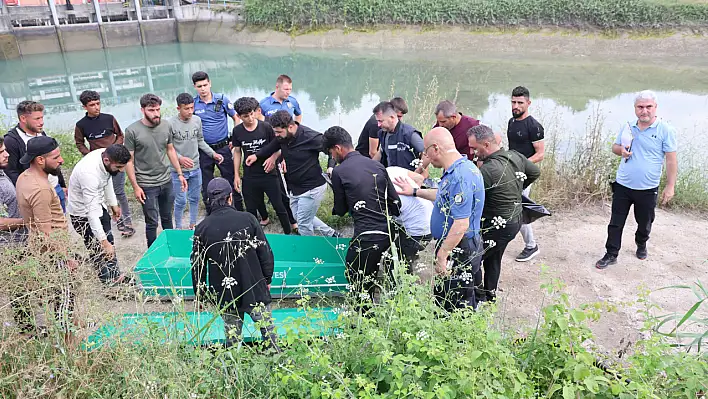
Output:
[{"left": 467, "top": 124, "right": 540, "bottom": 302}]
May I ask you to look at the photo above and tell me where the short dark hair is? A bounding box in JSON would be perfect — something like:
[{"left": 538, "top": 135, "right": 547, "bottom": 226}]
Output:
[
  {"left": 269, "top": 110, "right": 295, "bottom": 129},
  {"left": 511, "top": 86, "right": 530, "bottom": 99},
  {"left": 0, "top": 136, "right": 4, "bottom": 148},
  {"left": 467, "top": 124, "right": 496, "bottom": 143},
  {"left": 104, "top": 144, "right": 132, "bottom": 164},
  {"left": 234, "top": 97, "right": 259, "bottom": 116},
  {"left": 276, "top": 74, "right": 292, "bottom": 85},
  {"left": 140, "top": 93, "right": 162, "bottom": 108},
  {"left": 79, "top": 90, "right": 100, "bottom": 106},
  {"left": 373, "top": 101, "right": 396, "bottom": 116},
  {"left": 191, "top": 71, "right": 209, "bottom": 84},
  {"left": 176, "top": 93, "right": 193, "bottom": 106},
  {"left": 323, "top": 126, "right": 353, "bottom": 151},
  {"left": 17, "top": 100, "right": 44, "bottom": 118},
  {"left": 390, "top": 97, "right": 408, "bottom": 115}
]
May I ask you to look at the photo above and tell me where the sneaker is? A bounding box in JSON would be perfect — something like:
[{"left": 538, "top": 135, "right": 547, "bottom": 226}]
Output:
[
  {"left": 260, "top": 218, "right": 271, "bottom": 227},
  {"left": 120, "top": 226, "right": 135, "bottom": 238},
  {"left": 595, "top": 254, "right": 617, "bottom": 269},
  {"left": 515, "top": 246, "right": 540, "bottom": 262},
  {"left": 636, "top": 244, "right": 648, "bottom": 260}
]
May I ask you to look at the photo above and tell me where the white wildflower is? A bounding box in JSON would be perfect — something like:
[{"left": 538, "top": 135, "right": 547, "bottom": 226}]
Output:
[
  {"left": 221, "top": 276, "right": 237, "bottom": 289},
  {"left": 515, "top": 171, "right": 527, "bottom": 182},
  {"left": 346, "top": 284, "right": 353, "bottom": 292},
  {"left": 335, "top": 243, "right": 347, "bottom": 251},
  {"left": 335, "top": 332, "right": 348, "bottom": 340},
  {"left": 410, "top": 159, "right": 422, "bottom": 168},
  {"left": 359, "top": 292, "right": 370, "bottom": 301},
  {"left": 314, "top": 257, "right": 325, "bottom": 265},
  {"left": 353, "top": 200, "right": 366, "bottom": 211},
  {"left": 325, "top": 276, "right": 336, "bottom": 284},
  {"left": 459, "top": 272, "right": 474, "bottom": 285},
  {"left": 416, "top": 330, "right": 429, "bottom": 340},
  {"left": 491, "top": 216, "right": 507, "bottom": 229},
  {"left": 484, "top": 239, "right": 496, "bottom": 248},
  {"left": 172, "top": 295, "right": 183, "bottom": 305}
]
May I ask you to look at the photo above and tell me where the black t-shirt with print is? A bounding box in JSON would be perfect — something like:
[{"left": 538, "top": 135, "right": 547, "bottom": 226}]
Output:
[
  {"left": 507, "top": 115, "right": 544, "bottom": 159},
  {"left": 231, "top": 120, "right": 277, "bottom": 177}
]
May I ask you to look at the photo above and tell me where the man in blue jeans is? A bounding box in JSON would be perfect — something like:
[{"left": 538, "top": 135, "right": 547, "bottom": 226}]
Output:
[
  {"left": 245, "top": 110, "right": 338, "bottom": 237},
  {"left": 169, "top": 93, "right": 223, "bottom": 229},
  {"left": 125, "top": 94, "right": 187, "bottom": 247}
]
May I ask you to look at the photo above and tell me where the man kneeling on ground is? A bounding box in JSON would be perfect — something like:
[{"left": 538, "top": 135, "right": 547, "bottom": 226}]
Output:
[{"left": 190, "top": 177, "right": 279, "bottom": 349}]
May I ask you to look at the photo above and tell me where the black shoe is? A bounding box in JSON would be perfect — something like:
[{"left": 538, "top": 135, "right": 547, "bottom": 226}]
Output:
[
  {"left": 515, "top": 246, "right": 540, "bottom": 262},
  {"left": 636, "top": 245, "right": 648, "bottom": 260},
  {"left": 595, "top": 254, "right": 617, "bottom": 269},
  {"left": 331, "top": 230, "right": 345, "bottom": 238}
]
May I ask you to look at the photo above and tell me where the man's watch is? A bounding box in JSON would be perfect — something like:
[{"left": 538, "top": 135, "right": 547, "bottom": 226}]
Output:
[{"left": 413, "top": 188, "right": 418, "bottom": 197}]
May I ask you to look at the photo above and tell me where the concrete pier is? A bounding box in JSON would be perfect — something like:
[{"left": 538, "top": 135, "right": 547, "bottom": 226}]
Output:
[{"left": 0, "top": 0, "right": 243, "bottom": 59}]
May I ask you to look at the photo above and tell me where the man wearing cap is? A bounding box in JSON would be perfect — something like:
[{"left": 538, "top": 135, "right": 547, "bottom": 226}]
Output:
[
  {"left": 191, "top": 178, "right": 279, "bottom": 349},
  {"left": 68, "top": 144, "right": 132, "bottom": 285},
  {"left": 15, "top": 136, "right": 77, "bottom": 335},
  {"left": 4, "top": 100, "right": 68, "bottom": 212}
]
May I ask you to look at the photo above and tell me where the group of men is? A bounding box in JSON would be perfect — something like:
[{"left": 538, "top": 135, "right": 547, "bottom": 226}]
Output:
[{"left": 0, "top": 72, "right": 677, "bottom": 341}]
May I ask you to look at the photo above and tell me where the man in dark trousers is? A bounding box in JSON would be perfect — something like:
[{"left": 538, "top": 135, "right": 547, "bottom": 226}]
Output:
[
  {"left": 4, "top": 101, "right": 68, "bottom": 212},
  {"left": 324, "top": 126, "right": 401, "bottom": 301},
  {"left": 468, "top": 124, "right": 540, "bottom": 302},
  {"left": 232, "top": 97, "right": 292, "bottom": 234},
  {"left": 245, "top": 110, "right": 338, "bottom": 237},
  {"left": 192, "top": 71, "right": 243, "bottom": 210},
  {"left": 190, "top": 177, "right": 279, "bottom": 349},
  {"left": 507, "top": 86, "right": 545, "bottom": 262},
  {"left": 74, "top": 90, "right": 134, "bottom": 237}
]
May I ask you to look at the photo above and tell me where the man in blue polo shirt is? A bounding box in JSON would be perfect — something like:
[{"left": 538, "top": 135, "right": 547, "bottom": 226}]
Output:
[
  {"left": 596, "top": 90, "right": 678, "bottom": 269},
  {"left": 259, "top": 75, "right": 302, "bottom": 123},
  {"left": 192, "top": 71, "right": 243, "bottom": 210},
  {"left": 395, "top": 127, "right": 485, "bottom": 310}
]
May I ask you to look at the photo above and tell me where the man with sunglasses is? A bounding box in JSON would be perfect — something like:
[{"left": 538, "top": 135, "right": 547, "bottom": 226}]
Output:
[
  {"left": 395, "top": 127, "right": 485, "bottom": 310},
  {"left": 192, "top": 71, "right": 243, "bottom": 211}
]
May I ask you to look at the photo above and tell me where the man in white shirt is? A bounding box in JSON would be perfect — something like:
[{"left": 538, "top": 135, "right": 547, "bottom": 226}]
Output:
[
  {"left": 68, "top": 144, "right": 131, "bottom": 284},
  {"left": 387, "top": 166, "right": 434, "bottom": 271}
]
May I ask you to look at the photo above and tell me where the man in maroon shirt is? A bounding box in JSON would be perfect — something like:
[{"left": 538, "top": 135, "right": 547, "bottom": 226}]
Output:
[{"left": 434, "top": 101, "right": 480, "bottom": 158}]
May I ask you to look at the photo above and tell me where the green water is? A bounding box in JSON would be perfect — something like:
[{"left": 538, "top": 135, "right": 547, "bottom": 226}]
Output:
[{"left": 0, "top": 42, "right": 706, "bottom": 165}]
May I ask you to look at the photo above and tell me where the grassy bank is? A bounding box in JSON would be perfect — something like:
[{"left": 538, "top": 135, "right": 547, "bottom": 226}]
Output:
[
  {"left": 1, "top": 232, "right": 707, "bottom": 398},
  {"left": 243, "top": 0, "right": 708, "bottom": 32}
]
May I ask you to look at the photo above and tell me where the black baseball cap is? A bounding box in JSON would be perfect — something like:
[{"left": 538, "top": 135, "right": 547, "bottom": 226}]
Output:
[
  {"left": 206, "top": 177, "right": 232, "bottom": 201},
  {"left": 20, "top": 136, "right": 59, "bottom": 165}
]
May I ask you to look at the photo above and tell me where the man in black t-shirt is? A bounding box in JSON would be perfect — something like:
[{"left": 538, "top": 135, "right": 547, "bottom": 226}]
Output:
[
  {"left": 231, "top": 97, "right": 292, "bottom": 235},
  {"left": 354, "top": 97, "right": 408, "bottom": 158},
  {"left": 507, "top": 86, "right": 545, "bottom": 262}
]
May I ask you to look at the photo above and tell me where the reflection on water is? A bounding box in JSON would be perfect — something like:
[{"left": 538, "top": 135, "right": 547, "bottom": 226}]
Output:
[{"left": 0, "top": 42, "right": 707, "bottom": 166}]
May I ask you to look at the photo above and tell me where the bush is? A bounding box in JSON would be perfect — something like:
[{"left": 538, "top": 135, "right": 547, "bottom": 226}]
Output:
[{"left": 243, "top": 0, "right": 708, "bottom": 31}]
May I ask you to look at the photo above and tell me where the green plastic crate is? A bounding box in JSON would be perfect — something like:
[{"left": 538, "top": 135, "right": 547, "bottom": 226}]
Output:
[
  {"left": 134, "top": 230, "right": 350, "bottom": 298},
  {"left": 85, "top": 307, "right": 339, "bottom": 349}
]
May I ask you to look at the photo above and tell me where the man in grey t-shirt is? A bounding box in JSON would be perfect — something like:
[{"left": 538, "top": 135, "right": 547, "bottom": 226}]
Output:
[
  {"left": 124, "top": 94, "right": 187, "bottom": 248},
  {"left": 0, "top": 136, "right": 26, "bottom": 246},
  {"left": 169, "top": 93, "right": 224, "bottom": 229}
]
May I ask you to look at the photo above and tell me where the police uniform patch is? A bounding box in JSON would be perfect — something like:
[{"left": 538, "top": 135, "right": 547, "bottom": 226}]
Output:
[
  {"left": 227, "top": 102, "right": 233, "bottom": 110},
  {"left": 287, "top": 102, "right": 293, "bottom": 109},
  {"left": 453, "top": 193, "right": 464, "bottom": 204}
]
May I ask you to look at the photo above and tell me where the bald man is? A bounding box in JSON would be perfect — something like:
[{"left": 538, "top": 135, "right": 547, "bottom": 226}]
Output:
[{"left": 395, "top": 127, "right": 485, "bottom": 310}]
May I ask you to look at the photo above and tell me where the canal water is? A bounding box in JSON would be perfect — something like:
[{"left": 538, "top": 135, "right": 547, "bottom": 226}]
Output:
[{"left": 0, "top": 42, "right": 706, "bottom": 167}]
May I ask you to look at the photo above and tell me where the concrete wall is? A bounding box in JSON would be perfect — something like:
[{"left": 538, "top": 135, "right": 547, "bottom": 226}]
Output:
[
  {"left": 141, "top": 19, "right": 176, "bottom": 46},
  {"left": 13, "top": 26, "right": 61, "bottom": 55},
  {"left": 176, "top": 19, "right": 239, "bottom": 44},
  {"left": 103, "top": 21, "right": 142, "bottom": 48},
  {"left": 0, "top": 34, "right": 20, "bottom": 60},
  {"left": 58, "top": 24, "right": 103, "bottom": 52}
]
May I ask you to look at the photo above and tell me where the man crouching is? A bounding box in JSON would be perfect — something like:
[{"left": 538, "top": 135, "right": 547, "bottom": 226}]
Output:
[{"left": 190, "top": 177, "right": 279, "bottom": 350}]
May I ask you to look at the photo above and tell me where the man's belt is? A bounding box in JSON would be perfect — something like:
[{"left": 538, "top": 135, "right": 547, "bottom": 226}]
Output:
[{"left": 209, "top": 138, "right": 229, "bottom": 150}]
